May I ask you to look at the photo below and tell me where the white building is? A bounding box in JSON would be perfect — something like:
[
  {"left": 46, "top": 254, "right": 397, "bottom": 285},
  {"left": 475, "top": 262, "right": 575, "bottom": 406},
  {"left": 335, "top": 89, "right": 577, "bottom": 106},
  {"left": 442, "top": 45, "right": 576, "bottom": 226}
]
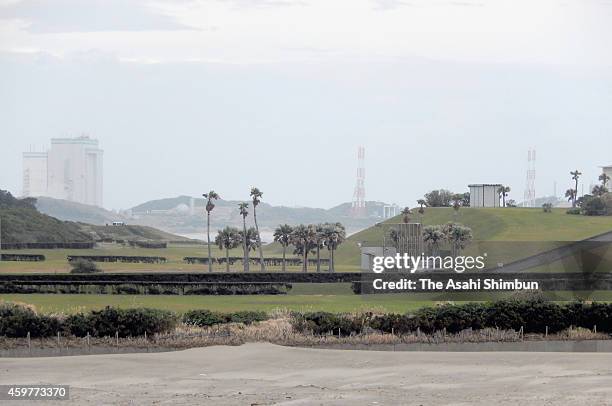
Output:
[
  {"left": 468, "top": 184, "right": 502, "bottom": 208},
  {"left": 22, "top": 136, "right": 104, "bottom": 207},
  {"left": 602, "top": 165, "right": 612, "bottom": 186},
  {"left": 22, "top": 152, "right": 48, "bottom": 198}
]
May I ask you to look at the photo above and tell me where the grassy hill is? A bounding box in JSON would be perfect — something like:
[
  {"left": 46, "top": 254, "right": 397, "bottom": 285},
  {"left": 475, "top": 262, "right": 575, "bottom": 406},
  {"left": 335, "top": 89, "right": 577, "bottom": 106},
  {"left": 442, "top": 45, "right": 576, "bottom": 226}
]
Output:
[
  {"left": 334, "top": 207, "right": 612, "bottom": 267},
  {"left": 0, "top": 190, "right": 189, "bottom": 245},
  {"left": 0, "top": 191, "right": 90, "bottom": 244}
]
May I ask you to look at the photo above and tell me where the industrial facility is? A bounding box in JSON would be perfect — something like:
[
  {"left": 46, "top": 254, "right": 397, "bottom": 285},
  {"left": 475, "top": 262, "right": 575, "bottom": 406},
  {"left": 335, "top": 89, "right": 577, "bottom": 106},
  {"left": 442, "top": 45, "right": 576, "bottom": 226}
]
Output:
[{"left": 22, "top": 136, "right": 104, "bottom": 207}]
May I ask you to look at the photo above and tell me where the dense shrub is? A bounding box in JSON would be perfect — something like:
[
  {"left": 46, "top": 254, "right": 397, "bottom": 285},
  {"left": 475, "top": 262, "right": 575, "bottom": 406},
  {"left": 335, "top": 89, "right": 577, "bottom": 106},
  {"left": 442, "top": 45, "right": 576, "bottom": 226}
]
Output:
[
  {"left": 566, "top": 207, "right": 581, "bottom": 215},
  {"left": 228, "top": 311, "right": 268, "bottom": 325},
  {"left": 291, "top": 299, "right": 612, "bottom": 336},
  {"left": 70, "top": 259, "right": 101, "bottom": 274},
  {"left": 291, "top": 312, "right": 365, "bottom": 336},
  {"left": 183, "top": 310, "right": 227, "bottom": 327},
  {"left": 0, "top": 302, "right": 62, "bottom": 338},
  {"left": 182, "top": 309, "right": 268, "bottom": 326},
  {"left": 63, "top": 307, "right": 177, "bottom": 337},
  {"left": 369, "top": 313, "right": 418, "bottom": 334}
]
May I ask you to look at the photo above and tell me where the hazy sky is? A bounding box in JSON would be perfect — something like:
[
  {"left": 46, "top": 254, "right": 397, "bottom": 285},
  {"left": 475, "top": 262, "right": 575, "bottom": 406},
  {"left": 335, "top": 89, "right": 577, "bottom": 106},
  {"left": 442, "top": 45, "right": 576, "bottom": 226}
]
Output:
[{"left": 1, "top": 0, "right": 611, "bottom": 210}]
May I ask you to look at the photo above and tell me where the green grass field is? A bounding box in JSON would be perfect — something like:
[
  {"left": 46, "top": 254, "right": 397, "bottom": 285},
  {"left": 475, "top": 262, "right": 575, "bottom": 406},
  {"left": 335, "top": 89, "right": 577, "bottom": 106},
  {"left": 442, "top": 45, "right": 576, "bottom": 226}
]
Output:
[{"left": 3, "top": 282, "right": 611, "bottom": 314}]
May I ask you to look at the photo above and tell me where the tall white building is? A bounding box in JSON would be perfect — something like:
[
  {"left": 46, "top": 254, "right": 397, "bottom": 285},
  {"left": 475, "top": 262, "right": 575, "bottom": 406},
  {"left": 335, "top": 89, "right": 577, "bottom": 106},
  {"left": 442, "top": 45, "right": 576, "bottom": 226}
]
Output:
[{"left": 22, "top": 136, "right": 103, "bottom": 207}]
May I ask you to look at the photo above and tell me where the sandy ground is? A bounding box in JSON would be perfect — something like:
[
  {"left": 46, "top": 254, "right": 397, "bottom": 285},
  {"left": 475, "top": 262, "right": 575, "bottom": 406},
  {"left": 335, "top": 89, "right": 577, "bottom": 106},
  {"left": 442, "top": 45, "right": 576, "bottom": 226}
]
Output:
[{"left": 1, "top": 343, "right": 612, "bottom": 405}]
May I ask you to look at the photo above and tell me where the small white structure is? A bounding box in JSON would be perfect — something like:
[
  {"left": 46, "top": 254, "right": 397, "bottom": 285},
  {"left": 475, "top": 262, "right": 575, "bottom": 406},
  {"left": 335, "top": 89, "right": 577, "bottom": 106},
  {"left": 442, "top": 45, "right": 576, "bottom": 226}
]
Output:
[
  {"left": 469, "top": 184, "right": 502, "bottom": 208},
  {"left": 602, "top": 165, "right": 612, "bottom": 186},
  {"left": 382, "top": 204, "right": 399, "bottom": 219}
]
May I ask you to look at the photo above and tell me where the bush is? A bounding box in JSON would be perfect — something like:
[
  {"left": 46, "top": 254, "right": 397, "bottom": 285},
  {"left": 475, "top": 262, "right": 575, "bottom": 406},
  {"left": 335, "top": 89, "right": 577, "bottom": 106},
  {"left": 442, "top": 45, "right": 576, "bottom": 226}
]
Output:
[
  {"left": 292, "top": 299, "right": 612, "bottom": 336},
  {"left": 182, "top": 309, "right": 269, "bottom": 326},
  {"left": 64, "top": 307, "right": 177, "bottom": 337},
  {"left": 566, "top": 207, "right": 581, "bottom": 215},
  {"left": 582, "top": 196, "right": 607, "bottom": 216},
  {"left": 291, "top": 312, "right": 364, "bottom": 336},
  {"left": 70, "top": 259, "right": 101, "bottom": 274},
  {"left": 183, "top": 310, "right": 227, "bottom": 327},
  {"left": 0, "top": 302, "right": 62, "bottom": 338},
  {"left": 228, "top": 310, "right": 268, "bottom": 325}
]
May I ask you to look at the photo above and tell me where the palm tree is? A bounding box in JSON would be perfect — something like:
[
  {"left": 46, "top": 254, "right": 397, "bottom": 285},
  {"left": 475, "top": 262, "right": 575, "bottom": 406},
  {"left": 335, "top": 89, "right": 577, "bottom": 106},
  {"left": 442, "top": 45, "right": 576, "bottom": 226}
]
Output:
[
  {"left": 273, "top": 224, "right": 293, "bottom": 272},
  {"left": 215, "top": 226, "right": 240, "bottom": 272},
  {"left": 565, "top": 188, "right": 576, "bottom": 206},
  {"left": 441, "top": 222, "right": 473, "bottom": 257},
  {"left": 323, "top": 222, "right": 346, "bottom": 272},
  {"left": 401, "top": 207, "right": 411, "bottom": 223},
  {"left": 422, "top": 225, "right": 444, "bottom": 256},
  {"left": 202, "top": 190, "right": 219, "bottom": 272},
  {"left": 291, "top": 224, "right": 317, "bottom": 272},
  {"left": 599, "top": 173, "right": 610, "bottom": 188},
  {"left": 250, "top": 187, "right": 266, "bottom": 272},
  {"left": 497, "top": 186, "right": 510, "bottom": 207},
  {"left": 238, "top": 202, "right": 250, "bottom": 272},
  {"left": 570, "top": 170, "right": 582, "bottom": 207},
  {"left": 451, "top": 194, "right": 463, "bottom": 220},
  {"left": 416, "top": 199, "right": 426, "bottom": 222},
  {"left": 314, "top": 224, "right": 326, "bottom": 273},
  {"left": 238, "top": 226, "right": 259, "bottom": 271}
]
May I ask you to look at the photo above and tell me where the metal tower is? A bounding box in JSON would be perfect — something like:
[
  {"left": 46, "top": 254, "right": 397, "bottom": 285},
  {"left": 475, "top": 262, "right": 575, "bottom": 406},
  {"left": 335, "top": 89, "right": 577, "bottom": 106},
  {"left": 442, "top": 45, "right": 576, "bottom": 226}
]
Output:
[
  {"left": 523, "top": 148, "right": 536, "bottom": 207},
  {"left": 351, "top": 146, "right": 366, "bottom": 218}
]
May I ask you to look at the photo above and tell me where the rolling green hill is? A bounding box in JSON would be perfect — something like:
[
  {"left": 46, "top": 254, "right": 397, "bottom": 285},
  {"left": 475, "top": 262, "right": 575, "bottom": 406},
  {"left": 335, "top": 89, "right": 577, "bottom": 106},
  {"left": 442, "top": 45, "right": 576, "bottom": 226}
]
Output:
[
  {"left": 334, "top": 207, "right": 612, "bottom": 267},
  {"left": 0, "top": 190, "right": 189, "bottom": 245}
]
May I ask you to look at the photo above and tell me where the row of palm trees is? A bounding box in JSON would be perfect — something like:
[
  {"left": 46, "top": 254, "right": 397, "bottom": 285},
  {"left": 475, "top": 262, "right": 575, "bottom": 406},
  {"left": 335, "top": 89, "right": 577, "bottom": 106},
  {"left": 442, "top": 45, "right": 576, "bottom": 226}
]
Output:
[
  {"left": 203, "top": 187, "right": 346, "bottom": 272},
  {"left": 274, "top": 223, "right": 347, "bottom": 273},
  {"left": 421, "top": 223, "right": 473, "bottom": 256}
]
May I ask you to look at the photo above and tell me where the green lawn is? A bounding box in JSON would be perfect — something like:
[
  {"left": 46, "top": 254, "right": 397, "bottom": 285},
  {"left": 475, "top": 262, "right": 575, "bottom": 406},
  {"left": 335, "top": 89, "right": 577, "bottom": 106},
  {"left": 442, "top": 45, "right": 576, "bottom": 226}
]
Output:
[{"left": 3, "top": 282, "right": 611, "bottom": 314}]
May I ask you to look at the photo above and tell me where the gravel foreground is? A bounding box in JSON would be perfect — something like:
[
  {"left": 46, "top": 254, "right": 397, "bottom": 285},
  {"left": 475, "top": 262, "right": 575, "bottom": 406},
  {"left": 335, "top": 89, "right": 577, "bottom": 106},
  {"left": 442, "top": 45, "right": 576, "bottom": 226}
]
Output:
[{"left": 1, "top": 343, "right": 612, "bottom": 405}]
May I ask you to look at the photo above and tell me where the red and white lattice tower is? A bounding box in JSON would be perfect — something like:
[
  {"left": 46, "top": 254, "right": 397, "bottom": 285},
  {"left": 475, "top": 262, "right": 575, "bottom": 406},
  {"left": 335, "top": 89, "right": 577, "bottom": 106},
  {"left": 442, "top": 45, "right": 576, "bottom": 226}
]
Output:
[
  {"left": 524, "top": 148, "right": 536, "bottom": 207},
  {"left": 351, "top": 146, "right": 366, "bottom": 217}
]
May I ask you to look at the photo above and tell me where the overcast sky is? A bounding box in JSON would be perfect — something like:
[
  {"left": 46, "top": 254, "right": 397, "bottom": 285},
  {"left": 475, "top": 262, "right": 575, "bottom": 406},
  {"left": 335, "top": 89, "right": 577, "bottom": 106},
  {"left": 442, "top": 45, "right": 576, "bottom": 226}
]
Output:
[{"left": 1, "top": 0, "right": 611, "bottom": 210}]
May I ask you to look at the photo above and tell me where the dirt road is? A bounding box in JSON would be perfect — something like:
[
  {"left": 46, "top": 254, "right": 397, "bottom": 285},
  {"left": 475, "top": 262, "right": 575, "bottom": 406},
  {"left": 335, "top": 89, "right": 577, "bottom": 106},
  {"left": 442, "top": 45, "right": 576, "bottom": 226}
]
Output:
[{"left": 1, "top": 343, "right": 611, "bottom": 405}]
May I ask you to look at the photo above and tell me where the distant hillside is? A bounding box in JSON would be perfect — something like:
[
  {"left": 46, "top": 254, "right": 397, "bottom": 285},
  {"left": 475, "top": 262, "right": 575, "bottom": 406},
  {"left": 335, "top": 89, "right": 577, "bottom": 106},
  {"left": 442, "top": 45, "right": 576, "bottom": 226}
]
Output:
[
  {"left": 334, "top": 207, "right": 612, "bottom": 267},
  {"left": 128, "top": 196, "right": 395, "bottom": 235},
  {"left": 0, "top": 190, "right": 90, "bottom": 244},
  {"left": 0, "top": 191, "right": 191, "bottom": 244},
  {"left": 79, "top": 223, "right": 191, "bottom": 242},
  {"left": 36, "top": 197, "right": 124, "bottom": 225}
]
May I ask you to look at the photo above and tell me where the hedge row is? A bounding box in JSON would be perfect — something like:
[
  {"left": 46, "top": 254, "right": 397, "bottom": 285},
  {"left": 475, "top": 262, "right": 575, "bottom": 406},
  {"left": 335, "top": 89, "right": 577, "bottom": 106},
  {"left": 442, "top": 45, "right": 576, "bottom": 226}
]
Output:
[
  {"left": 0, "top": 253, "right": 45, "bottom": 262},
  {"left": 0, "top": 242, "right": 94, "bottom": 250},
  {"left": 292, "top": 299, "right": 612, "bottom": 336},
  {"left": 183, "top": 309, "right": 268, "bottom": 326},
  {"left": 0, "top": 281, "right": 292, "bottom": 295},
  {"left": 0, "top": 272, "right": 357, "bottom": 283},
  {"left": 0, "top": 304, "right": 177, "bottom": 338},
  {"left": 67, "top": 255, "right": 167, "bottom": 264}
]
